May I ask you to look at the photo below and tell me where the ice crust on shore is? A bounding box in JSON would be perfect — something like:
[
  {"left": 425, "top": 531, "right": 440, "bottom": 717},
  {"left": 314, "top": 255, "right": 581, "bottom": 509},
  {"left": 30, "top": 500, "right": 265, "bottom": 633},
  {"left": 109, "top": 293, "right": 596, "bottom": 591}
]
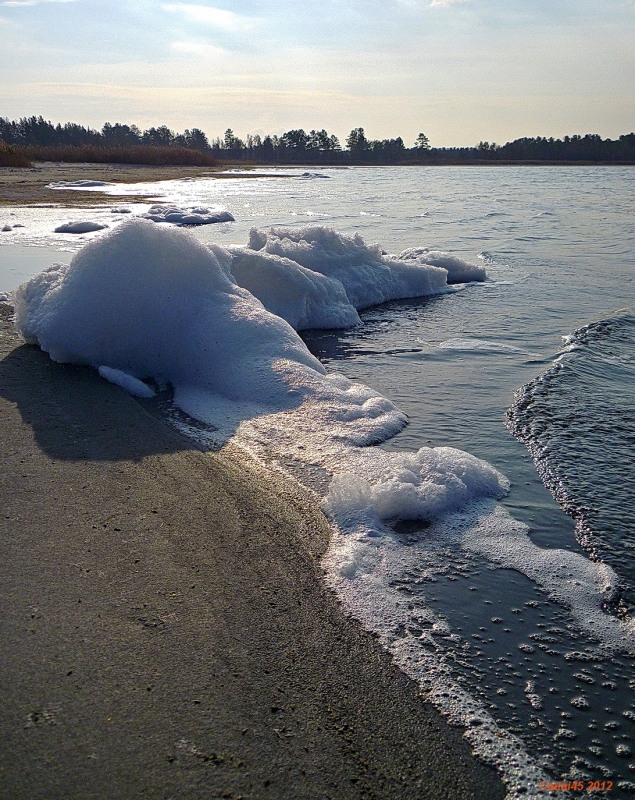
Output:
[{"left": 47, "top": 180, "right": 113, "bottom": 189}]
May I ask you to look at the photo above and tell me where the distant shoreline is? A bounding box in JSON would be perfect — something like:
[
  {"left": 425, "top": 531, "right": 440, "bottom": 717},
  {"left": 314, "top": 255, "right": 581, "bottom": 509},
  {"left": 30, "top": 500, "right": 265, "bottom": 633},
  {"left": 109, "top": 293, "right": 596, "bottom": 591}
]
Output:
[{"left": 1, "top": 160, "right": 633, "bottom": 208}]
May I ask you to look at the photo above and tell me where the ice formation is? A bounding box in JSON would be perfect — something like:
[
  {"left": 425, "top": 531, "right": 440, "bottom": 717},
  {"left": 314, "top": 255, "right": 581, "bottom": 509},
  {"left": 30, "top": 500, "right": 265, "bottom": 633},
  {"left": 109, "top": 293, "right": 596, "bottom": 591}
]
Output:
[
  {"left": 54, "top": 221, "right": 109, "bottom": 234},
  {"left": 141, "top": 204, "right": 234, "bottom": 226}
]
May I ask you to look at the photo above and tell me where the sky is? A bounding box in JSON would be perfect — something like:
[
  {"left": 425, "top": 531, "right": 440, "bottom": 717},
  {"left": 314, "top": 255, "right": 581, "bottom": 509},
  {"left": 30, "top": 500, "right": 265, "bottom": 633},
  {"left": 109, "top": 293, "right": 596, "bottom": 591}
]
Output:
[{"left": 0, "top": 0, "right": 634, "bottom": 147}]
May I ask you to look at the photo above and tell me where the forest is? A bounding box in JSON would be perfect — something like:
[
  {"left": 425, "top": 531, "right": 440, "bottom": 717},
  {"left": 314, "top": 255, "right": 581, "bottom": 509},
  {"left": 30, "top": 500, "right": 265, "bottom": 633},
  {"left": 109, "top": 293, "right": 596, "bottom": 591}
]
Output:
[{"left": 1, "top": 115, "right": 634, "bottom": 166}]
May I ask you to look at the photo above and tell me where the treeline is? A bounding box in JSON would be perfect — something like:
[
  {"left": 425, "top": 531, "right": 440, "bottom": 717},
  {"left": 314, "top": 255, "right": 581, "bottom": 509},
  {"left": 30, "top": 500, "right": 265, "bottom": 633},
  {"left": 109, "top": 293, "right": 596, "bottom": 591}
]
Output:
[
  {"left": 0, "top": 117, "right": 212, "bottom": 151},
  {"left": 1, "top": 115, "right": 635, "bottom": 166},
  {"left": 433, "top": 133, "right": 635, "bottom": 163}
]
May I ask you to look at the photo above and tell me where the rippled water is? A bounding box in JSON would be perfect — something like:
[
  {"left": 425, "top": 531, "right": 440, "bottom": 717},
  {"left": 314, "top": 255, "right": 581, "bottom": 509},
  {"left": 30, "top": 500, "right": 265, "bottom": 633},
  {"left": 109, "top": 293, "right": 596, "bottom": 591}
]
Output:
[{"left": 508, "top": 314, "right": 635, "bottom": 609}]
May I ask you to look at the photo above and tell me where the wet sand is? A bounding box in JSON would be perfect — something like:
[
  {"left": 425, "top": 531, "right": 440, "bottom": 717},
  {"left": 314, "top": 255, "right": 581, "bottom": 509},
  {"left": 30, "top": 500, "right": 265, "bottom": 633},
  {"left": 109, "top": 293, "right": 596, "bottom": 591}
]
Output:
[{"left": 0, "top": 302, "right": 505, "bottom": 799}]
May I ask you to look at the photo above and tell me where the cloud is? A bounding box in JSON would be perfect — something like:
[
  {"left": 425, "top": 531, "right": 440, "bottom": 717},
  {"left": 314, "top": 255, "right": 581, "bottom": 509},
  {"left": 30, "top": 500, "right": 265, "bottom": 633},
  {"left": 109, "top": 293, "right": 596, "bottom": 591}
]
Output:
[
  {"left": 1, "top": 0, "right": 78, "bottom": 6},
  {"left": 161, "top": 4, "right": 259, "bottom": 32},
  {"left": 430, "top": 0, "right": 469, "bottom": 7}
]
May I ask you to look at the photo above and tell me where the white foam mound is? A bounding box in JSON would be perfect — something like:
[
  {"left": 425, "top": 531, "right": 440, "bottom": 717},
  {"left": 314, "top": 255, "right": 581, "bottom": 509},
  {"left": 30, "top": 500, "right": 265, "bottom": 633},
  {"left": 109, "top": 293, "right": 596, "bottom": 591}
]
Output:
[
  {"left": 245, "top": 225, "right": 452, "bottom": 313},
  {"left": 226, "top": 244, "right": 361, "bottom": 330},
  {"left": 12, "top": 220, "right": 403, "bottom": 440},
  {"left": 47, "top": 180, "right": 112, "bottom": 189},
  {"left": 14, "top": 219, "right": 324, "bottom": 408},
  {"left": 54, "top": 221, "right": 109, "bottom": 234},
  {"left": 397, "top": 247, "right": 486, "bottom": 283},
  {"left": 141, "top": 204, "right": 234, "bottom": 226},
  {"left": 325, "top": 447, "right": 508, "bottom": 531}
]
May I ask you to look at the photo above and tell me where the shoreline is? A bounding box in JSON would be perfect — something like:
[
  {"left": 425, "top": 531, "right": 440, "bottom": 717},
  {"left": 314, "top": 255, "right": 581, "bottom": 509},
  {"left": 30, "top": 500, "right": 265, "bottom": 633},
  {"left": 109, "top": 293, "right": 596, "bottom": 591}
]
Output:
[
  {"left": 0, "top": 162, "right": 297, "bottom": 208},
  {"left": 2, "top": 160, "right": 633, "bottom": 208},
  {"left": 0, "top": 304, "right": 505, "bottom": 799}
]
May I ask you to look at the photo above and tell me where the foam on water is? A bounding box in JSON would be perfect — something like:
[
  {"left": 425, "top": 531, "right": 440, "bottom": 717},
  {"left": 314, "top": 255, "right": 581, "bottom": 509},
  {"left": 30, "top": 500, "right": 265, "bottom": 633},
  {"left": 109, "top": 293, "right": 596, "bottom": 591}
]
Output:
[
  {"left": 141, "top": 204, "right": 234, "bottom": 226},
  {"left": 13, "top": 218, "right": 635, "bottom": 798},
  {"left": 245, "top": 225, "right": 453, "bottom": 310},
  {"left": 225, "top": 243, "right": 361, "bottom": 330},
  {"left": 54, "top": 221, "right": 109, "bottom": 234}
]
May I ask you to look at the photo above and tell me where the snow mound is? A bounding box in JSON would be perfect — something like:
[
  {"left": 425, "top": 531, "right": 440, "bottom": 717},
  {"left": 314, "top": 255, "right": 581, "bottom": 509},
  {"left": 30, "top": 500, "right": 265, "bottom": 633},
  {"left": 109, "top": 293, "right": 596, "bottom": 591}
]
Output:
[{"left": 141, "top": 204, "right": 234, "bottom": 226}]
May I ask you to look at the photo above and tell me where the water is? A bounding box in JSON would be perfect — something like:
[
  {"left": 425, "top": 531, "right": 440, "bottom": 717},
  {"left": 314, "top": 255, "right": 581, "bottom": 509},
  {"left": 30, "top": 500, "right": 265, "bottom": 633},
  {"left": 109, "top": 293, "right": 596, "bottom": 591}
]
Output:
[
  {"left": 508, "top": 314, "right": 635, "bottom": 612},
  {"left": 3, "top": 166, "right": 635, "bottom": 796}
]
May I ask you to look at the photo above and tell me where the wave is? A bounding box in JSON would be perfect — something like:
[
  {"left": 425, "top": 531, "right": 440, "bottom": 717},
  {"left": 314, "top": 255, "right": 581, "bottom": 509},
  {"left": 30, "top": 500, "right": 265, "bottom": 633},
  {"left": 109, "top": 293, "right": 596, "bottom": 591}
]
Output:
[{"left": 507, "top": 312, "right": 635, "bottom": 613}]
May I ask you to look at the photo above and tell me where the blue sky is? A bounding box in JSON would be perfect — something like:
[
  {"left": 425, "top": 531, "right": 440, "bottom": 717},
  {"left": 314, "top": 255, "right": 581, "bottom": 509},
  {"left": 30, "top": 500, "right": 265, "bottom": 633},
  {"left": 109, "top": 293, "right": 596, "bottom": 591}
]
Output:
[{"left": 1, "top": 0, "right": 633, "bottom": 146}]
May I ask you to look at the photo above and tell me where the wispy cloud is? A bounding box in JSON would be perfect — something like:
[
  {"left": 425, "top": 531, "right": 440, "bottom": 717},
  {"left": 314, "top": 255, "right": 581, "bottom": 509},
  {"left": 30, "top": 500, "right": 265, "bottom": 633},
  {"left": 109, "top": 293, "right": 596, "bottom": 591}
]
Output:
[
  {"left": 161, "top": 4, "right": 259, "bottom": 32},
  {"left": 1, "top": 0, "right": 78, "bottom": 6},
  {"left": 430, "top": 0, "right": 469, "bottom": 7}
]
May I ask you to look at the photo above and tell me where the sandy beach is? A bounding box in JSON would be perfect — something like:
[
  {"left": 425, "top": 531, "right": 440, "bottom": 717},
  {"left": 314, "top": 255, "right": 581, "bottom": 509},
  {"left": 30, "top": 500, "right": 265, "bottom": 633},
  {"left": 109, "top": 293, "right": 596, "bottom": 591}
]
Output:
[
  {"left": 0, "top": 302, "right": 505, "bottom": 799},
  {"left": 0, "top": 162, "right": 295, "bottom": 208}
]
